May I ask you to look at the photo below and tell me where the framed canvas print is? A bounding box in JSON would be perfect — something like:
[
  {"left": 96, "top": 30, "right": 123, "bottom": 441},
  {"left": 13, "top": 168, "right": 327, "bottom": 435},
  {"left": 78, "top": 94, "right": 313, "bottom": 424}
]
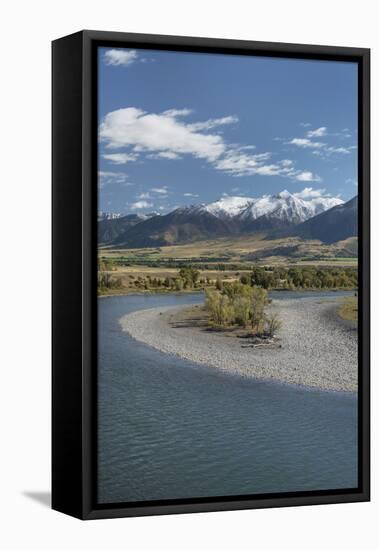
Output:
[{"left": 52, "top": 30, "right": 370, "bottom": 519}]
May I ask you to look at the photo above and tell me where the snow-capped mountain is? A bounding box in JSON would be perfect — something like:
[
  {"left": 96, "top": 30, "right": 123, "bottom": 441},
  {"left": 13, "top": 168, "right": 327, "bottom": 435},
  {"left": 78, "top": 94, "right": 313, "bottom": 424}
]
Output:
[
  {"left": 200, "top": 196, "right": 255, "bottom": 219},
  {"left": 191, "top": 190, "right": 343, "bottom": 225},
  {"left": 98, "top": 190, "right": 346, "bottom": 247},
  {"left": 237, "top": 190, "right": 343, "bottom": 227}
]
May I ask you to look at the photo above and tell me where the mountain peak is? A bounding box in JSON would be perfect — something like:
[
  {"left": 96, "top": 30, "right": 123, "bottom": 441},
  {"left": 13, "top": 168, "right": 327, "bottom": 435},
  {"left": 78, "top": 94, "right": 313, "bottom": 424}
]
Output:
[
  {"left": 277, "top": 189, "right": 292, "bottom": 199},
  {"left": 201, "top": 195, "right": 254, "bottom": 218}
]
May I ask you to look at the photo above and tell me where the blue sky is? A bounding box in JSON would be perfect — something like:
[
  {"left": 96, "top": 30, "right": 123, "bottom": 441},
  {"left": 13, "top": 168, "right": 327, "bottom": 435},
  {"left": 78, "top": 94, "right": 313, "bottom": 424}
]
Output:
[{"left": 98, "top": 47, "right": 358, "bottom": 215}]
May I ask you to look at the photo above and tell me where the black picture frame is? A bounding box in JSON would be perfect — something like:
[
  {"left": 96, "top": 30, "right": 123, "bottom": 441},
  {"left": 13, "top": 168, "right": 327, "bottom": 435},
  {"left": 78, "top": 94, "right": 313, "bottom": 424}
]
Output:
[{"left": 52, "top": 30, "right": 370, "bottom": 520}]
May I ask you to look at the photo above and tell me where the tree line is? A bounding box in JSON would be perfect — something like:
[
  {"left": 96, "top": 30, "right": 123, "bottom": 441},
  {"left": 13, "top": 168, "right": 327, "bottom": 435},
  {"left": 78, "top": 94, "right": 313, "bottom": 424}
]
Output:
[
  {"left": 248, "top": 266, "right": 357, "bottom": 290},
  {"left": 98, "top": 263, "right": 357, "bottom": 294}
]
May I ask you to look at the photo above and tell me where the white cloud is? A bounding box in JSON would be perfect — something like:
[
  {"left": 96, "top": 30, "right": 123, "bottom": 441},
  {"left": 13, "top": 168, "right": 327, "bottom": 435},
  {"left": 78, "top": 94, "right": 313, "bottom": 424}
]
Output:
[
  {"left": 295, "top": 171, "right": 321, "bottom": 182},
  {"left": 98, "top": 171, "right": 130, "bottom": 187},
  {"left": 162, "top": 108, "right": 193, "bottom": 117},
  {"left": 312, "top": 145, "right": 354, "bottom": 159},
  {"left": 332, "top": 128, "right": 352, "bottom": 139},
  {"left": 184, "top": 192, "right": 199, "bottom": 197},
  {"left": 288, "top": 138, "right": 325, "bottom": 149},
  {"left": 99, "top": 107, "right": 226, "bottom": 162},
  {"left": 306, "top": 126, "right": 327, "bottom": 138},
  {"left": 104, "top": 49, "right": 138, "bottom": 66},
  {"left": 214, "top": 150, "right": 274, "bottom": 176},
  {"left": 213, "top": 150, "right": 316, "bottom": 180},
  {"left": 102, "top": 153, "right": 138, "bottom": 164},
  {"left": 155, "top": 151, "right": 181, "bottom": 160},
  {"left": 151, "top": 186, "right": 168, "bottom": 194},
  {"left": 327, "top": 146, "right": 351, "bottom": 154},
  {"left": 288, "top": 127, "right": 355, "bottom": 159},
  {"left": 254, "top": 164, "right": 286, "bottom": 176},
  {"left": 188, "top": 115, "right": 239, "bottom": 131},
  {"left": 137, "top": 192, "right": 151, "bottom": 199},
  {"left": 294, "top": 187, "right": 327, "bottom": 199},
  {"left": 334, "top": 128, "right": 352, "bottom": 138},
  {"left": 300, "top": 122, "right": 312, "bottom": 127},
  {"left": 99, "top": 106, "right": 322, "bottom": 183},
  {"left": 130, "top": 200, "right": 153, "bottom": 210}
]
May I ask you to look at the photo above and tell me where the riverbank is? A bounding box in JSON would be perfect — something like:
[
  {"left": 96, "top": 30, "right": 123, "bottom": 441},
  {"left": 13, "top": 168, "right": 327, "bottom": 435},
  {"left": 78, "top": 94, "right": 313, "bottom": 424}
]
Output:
[
  {"left": 98, "top": 288, "right": 205, "bottom": 298},
  {"left": 120, "top": 297, "right": 358, "bottom": 392},
  {"left": 99, "top": 286, "right": 357, "bottom": 297}
]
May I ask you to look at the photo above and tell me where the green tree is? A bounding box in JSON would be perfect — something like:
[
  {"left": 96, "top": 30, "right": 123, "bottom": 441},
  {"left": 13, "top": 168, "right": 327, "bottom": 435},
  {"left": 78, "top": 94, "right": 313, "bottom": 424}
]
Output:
[
  {"left": 250, "top": 286, "right": 268, "bottom": 333},
  {"left": 233, "top": 295, "right": 251, "bottom": 327},
  {"left": 205, "top": 290, "right": 233, "bottom": 326},
  {"left": 179, "top": 267, "right": 200, "bottom": 288}
]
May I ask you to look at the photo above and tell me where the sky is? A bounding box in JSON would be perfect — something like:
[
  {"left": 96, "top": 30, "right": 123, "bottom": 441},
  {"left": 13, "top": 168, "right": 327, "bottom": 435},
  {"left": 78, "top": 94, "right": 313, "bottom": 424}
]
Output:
[{"left": 98, "top": 46, "right": 358, "bottom": 215}]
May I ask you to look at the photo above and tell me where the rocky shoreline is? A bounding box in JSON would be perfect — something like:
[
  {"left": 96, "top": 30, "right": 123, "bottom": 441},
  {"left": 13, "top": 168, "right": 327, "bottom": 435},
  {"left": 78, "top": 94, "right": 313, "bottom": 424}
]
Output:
[{"left": 119, "top": 298, "right": 358, "bottom": 392}]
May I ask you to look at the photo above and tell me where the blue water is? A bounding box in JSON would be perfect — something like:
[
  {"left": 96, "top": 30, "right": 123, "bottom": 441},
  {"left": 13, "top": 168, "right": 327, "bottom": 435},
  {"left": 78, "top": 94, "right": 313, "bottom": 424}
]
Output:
[{"left": 98, "top": 291, "right": 358, "bottom": 504}]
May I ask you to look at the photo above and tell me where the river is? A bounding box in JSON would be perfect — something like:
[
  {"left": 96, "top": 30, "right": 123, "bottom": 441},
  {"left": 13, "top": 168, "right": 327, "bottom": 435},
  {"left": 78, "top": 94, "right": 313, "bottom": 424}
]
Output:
[{"left": 98, "top": 291, "right": 357, "bottom": 504}]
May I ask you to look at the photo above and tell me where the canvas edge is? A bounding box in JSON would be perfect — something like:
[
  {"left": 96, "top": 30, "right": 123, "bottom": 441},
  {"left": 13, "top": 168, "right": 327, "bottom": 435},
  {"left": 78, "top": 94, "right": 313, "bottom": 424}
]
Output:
[{"left": 52, "top": 30, "right": 370, "bottom": 520}]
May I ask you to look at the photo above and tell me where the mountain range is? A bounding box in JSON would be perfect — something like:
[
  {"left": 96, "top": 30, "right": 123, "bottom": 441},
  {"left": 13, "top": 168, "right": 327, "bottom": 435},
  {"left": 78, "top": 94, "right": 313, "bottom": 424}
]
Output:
[{"left": 98, "top": 190, "right": 357, "bottom": 248}]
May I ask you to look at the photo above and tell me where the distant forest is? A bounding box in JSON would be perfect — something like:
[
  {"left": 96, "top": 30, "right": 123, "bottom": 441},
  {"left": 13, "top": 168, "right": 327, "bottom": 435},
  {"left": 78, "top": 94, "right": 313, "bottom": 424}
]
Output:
[{"left": 248, "top": 265, "right": 357, "bottom": 290}]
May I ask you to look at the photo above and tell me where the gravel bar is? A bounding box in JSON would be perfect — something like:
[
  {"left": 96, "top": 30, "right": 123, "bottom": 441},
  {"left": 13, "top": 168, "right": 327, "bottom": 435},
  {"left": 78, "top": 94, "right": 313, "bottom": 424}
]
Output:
[{"left": 119, "top": 299, "right": 357, "bottom": 392}]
